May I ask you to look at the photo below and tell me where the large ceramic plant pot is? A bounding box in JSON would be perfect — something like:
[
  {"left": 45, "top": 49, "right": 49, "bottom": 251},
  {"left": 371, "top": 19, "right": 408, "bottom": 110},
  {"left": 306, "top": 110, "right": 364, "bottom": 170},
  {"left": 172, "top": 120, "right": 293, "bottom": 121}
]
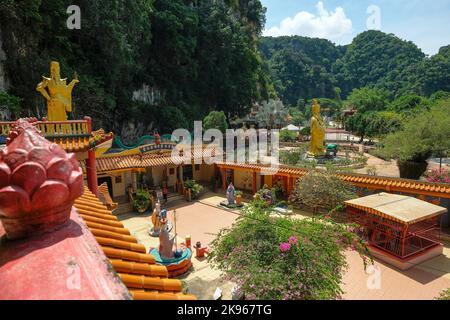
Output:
[
  {"left": 397, "top": 160, "right": 428, "bottom": 180},
  {"left": 236, "top": 195, "right": 242, "bottom": 206}
]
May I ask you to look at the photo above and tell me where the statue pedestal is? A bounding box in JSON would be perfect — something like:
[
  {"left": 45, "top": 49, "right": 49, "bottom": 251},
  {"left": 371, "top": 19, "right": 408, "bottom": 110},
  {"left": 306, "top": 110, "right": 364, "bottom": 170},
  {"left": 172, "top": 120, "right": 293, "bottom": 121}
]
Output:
[
  {"left": 303, "top": 153, "right": 328, "bottom": 164},
  {"left": 149, "top": 247, "right": 193, "bottom": 277},
  {"left": 303, "top": 152, "right": 343, "bottom": 165},
  {"left": 219, "top": 200, "right": 244, "bottom": 209}
]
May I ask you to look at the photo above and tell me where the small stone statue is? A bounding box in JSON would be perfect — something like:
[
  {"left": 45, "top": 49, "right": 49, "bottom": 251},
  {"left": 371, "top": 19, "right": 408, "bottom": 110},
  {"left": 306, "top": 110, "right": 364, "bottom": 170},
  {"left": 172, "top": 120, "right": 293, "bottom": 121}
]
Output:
[
  {"left": 226, "top": 182, "right": 235, "bottom": 205},
  {"left": 150, "top": 201, "right": 162, "bottom": 236}
]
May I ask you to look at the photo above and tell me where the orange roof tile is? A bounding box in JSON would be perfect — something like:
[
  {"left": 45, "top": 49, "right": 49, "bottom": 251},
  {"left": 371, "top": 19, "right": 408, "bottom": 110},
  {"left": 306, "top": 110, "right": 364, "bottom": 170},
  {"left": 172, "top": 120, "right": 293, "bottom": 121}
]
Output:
[
  {"left": 79, "top": 148, "right": 450, "bottom": 198},
  {"left": 216, "top": 163, "right": 450, "bottom": 198},
  {"left": 74, "top": 188, "right": 196, "bottom": 300}
]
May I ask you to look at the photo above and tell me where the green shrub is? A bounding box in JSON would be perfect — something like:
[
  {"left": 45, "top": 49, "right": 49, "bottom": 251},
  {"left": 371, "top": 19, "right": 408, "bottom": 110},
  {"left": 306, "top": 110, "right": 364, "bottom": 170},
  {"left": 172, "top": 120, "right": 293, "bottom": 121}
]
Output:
[
  {"left": 0, "top": 91, "right": 22, "bottom": 118},
  {"left": 436, "top": 289, "right": 450, "bottom": 300},
  {"left": 289, "top": 170, "right": 356, "bottom": 212},
  {"left": 203, "top": 111, "right": 228, "bottom": 133},
  {"left": 184, "top": 180, "right": 203, "bottom": 199},
  {"left": 381, "top": 104, "right": 450, "bottom": 163},
  {"left": 280, "top": 129, "right": 297, "bottom": 142},
  {"left": 300, "top": 127, "right": 311, "bottom": 136},
  {"left": 133, "top": 189, "right": 151, "bottom": 211}
]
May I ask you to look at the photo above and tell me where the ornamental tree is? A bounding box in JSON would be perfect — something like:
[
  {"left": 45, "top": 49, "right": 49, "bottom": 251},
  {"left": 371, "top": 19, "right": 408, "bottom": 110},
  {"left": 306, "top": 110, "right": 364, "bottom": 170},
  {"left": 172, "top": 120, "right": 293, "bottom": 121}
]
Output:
[
  {"left": 289, "top": 170, "right": 356, "bottom": 213},
  {"left": 203, "top": 111, "right": 228, "bottom": 133},
  {"left": 279, "top": 129, "right": 297, "bottom": 142},
  {"left": 381, "top": 103, "right": 450, "bottom": 163}
]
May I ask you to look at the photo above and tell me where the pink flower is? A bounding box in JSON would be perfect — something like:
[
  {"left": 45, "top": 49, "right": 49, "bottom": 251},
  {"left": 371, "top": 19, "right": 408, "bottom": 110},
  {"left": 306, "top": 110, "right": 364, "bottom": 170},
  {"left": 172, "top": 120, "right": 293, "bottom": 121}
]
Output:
[
  {"left": 289, "top": 236, "right": 298, "bottom": 245},
  {"left": 426, "top": 168, "right": 450, "bottom": 183},
  {"left": 279, "top": 242, "right": 291, "bottom": 252}
]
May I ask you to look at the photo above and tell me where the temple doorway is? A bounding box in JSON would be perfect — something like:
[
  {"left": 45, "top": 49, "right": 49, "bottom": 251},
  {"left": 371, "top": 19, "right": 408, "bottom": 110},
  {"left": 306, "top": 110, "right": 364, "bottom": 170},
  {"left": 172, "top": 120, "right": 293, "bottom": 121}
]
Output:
[{"left": 183, "top": 165, "right": 193, "bottom": 181}]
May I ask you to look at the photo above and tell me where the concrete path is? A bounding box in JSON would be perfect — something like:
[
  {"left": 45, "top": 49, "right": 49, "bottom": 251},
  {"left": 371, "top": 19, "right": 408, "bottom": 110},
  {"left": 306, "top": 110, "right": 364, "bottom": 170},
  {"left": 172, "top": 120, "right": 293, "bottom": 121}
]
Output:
[{"left": 342, "top": 245, "right": 450, "bottom": 300}]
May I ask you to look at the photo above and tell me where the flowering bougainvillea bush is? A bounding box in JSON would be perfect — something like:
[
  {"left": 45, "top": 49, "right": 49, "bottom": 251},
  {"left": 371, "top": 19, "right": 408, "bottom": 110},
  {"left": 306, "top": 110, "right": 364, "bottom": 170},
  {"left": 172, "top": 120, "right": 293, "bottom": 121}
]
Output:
[
  {"left": 208, "top": 199, "right": 370, "bottom": 300},
  {"left": 425, "top": 168, "right": 450, "bottom": 183}
]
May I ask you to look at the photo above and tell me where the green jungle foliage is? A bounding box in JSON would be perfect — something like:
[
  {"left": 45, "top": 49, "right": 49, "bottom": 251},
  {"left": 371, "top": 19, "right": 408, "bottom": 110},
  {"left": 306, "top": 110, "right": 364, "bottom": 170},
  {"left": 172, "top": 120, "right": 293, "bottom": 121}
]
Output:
[
  {"left": 261, "top": 30, "right": 450, "bottom": 109},
  {"left": 203, "top": 111, "right": 228, "bottom": 133},
  {"left": 0, "top": 0, "right": 269, "bottom": 131},
  {"left": 1, "top": 2, "right": 449, "bottom": 138}
]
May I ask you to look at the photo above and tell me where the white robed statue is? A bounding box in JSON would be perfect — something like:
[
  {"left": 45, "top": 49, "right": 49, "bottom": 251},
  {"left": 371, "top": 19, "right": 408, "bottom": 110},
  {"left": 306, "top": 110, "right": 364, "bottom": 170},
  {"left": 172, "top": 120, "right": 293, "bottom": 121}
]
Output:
[{"left": 226, "top": 182, "right": 236, "bottom": 205}]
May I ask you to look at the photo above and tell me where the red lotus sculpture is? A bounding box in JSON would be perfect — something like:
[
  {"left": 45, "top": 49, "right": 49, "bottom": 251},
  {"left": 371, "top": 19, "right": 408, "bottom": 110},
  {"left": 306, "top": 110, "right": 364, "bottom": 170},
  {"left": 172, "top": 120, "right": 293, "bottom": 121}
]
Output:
[{"left": 0, "top": 119, "right": 84, "bottom": 239}]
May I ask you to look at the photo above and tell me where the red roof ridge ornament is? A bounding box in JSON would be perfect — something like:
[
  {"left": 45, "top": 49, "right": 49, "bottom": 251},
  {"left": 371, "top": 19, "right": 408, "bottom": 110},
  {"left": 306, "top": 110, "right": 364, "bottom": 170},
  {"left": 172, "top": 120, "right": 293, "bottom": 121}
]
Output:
[{"left": 0, "top": 118, "right": 84, "bottom": 240}]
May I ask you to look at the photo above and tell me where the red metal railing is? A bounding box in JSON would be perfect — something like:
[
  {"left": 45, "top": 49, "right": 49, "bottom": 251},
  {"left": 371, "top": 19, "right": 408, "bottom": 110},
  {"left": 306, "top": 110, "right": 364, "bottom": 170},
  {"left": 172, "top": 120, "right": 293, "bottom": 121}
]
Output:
[{"left": 346, "top": 206, "right": 441, "bottom": 260}]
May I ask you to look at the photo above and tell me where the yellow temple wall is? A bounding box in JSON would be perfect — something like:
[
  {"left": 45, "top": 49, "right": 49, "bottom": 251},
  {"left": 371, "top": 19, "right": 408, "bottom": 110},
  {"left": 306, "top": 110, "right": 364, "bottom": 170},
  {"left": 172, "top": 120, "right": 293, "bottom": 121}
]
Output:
[
  {"left": 97, "top": 172, "right": 128, "bottom": 198},
  {"left": 112, "top": 172, "right": 126, "bottom": 197},
  {"left": 264, "top": 175, "right": 273, "bottom": 188},
  {"left": 192, "top": 164, "right": 214, "bottom": 183},
  {"left": 166, "top": 165, "right": 178, "bottom": 187},
  {"left": 152, "top": 167, "right": 165, "bottom": 187},
  {"left": 234, "top": 169, "right": 254, "bottom": 192}
]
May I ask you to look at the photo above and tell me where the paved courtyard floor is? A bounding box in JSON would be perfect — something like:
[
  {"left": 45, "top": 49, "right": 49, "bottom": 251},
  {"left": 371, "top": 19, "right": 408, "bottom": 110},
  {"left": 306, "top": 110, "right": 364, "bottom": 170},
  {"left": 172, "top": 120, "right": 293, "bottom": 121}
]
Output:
[
  {"left": 118, "top": 193, "right": 450, "bottom": 300},
  {"left": 118, "top": 194, "right": 240, "bottom": 300},
  {"left": 342, "top": 245, "right": 450, "bottom": 300}
]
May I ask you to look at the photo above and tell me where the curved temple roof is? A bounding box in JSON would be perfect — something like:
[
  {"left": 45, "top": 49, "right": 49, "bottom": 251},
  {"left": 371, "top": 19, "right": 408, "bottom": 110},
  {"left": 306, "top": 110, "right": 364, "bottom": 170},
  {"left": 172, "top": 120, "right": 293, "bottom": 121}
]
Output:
[
  {"left": 74, "top": 188, "right": 196, "bottom": 300},
  {"left": 345, "top": 192, "right": 447, "bottom": 224}
]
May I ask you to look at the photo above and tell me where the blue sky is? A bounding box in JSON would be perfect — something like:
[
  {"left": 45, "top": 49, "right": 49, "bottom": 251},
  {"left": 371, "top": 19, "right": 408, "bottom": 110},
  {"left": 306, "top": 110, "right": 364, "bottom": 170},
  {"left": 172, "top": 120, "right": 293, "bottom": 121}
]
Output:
[{"left": 261, "top": 0, "right": 450, "bottom": 56}]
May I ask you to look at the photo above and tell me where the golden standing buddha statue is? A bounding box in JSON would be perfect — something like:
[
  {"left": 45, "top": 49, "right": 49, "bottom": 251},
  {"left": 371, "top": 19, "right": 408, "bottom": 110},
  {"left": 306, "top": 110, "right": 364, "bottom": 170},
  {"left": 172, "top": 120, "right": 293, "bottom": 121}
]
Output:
[
  {"left": 308, "top": 99, "right": 326, "bottom": 157},
  {"left": 36, "top": 61, "right": 79, "bottom": 121}
]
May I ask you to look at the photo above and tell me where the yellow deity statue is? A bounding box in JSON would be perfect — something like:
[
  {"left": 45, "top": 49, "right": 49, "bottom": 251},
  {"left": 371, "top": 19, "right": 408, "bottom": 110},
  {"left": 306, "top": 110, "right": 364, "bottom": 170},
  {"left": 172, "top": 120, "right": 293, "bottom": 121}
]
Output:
[
  {"left": 36, "top": 61, "right": 79, "bottom": 121},
  {"left": 308, "top": 99, "right": 326, "bottom": 157}
]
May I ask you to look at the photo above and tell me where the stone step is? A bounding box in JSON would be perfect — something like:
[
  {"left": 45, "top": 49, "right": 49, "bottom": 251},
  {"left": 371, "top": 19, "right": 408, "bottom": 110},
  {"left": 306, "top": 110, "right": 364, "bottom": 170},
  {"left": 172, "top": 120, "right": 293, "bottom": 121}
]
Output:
[{"left": 167, "top": 192, "right": 182, "bottom": 199}]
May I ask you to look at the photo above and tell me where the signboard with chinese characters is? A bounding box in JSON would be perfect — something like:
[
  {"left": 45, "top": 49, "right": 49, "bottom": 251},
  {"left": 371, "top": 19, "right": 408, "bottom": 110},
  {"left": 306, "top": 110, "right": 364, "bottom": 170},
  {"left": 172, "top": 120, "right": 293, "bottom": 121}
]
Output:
[{"left": 139, "top": 143, "right": 176, "bottom": 154}]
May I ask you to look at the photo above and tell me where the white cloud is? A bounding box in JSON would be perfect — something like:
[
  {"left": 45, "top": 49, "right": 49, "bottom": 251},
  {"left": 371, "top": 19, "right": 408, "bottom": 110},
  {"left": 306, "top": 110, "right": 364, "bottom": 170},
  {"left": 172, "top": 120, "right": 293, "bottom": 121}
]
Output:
[{"left": 263, "top": 1, "right": 353, "bottom": 43}]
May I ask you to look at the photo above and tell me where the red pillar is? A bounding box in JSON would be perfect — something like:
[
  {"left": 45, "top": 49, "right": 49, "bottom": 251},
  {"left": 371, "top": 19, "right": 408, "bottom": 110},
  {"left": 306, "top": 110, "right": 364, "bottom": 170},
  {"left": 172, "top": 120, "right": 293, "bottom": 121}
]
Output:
[
  {"left": 85, "top": 117, "right": 98, "bottom": 196},
  {"left": 287, "top": 177, "right": 292, "bottom": 197},
  {"left": 252, "top": 171, "right": 257, "bottom": 195},
  {"left": 221, "top": 168, "right": 227, "bottom": 191}
]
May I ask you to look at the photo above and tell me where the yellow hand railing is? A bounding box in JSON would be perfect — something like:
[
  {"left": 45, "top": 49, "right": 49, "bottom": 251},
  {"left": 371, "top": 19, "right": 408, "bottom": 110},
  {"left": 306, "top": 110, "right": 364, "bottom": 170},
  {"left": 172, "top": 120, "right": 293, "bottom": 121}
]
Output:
[{"left": 0, "top": 117, "right": 92, "bottom": 141}]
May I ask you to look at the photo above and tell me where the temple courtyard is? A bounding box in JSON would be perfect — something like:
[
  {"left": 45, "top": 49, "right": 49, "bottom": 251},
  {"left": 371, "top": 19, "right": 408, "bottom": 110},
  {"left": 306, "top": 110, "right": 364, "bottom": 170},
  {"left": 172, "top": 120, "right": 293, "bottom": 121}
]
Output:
[{"left": 117, "top": 193, "right": 450, "bottom": 300}]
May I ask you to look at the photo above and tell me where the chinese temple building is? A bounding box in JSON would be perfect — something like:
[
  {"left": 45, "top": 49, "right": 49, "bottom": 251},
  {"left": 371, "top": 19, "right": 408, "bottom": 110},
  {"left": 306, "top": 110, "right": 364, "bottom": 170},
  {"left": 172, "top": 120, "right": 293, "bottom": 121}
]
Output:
[{"left": 1, "top": 117, "right": 450, "bottom": 299}]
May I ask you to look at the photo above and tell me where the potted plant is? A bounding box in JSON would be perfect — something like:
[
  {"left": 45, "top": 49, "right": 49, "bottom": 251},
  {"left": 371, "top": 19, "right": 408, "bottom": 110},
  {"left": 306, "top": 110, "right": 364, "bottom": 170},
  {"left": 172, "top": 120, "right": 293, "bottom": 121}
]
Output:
[
  {"left": 184, "top": 180, "right": 204, "bottom": 200},
  {"left": 133, "top": 189, "right": 151, "bottom": 213},
  {"left": 235, "top": 190, "right": 243, "bottom": 206}
]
